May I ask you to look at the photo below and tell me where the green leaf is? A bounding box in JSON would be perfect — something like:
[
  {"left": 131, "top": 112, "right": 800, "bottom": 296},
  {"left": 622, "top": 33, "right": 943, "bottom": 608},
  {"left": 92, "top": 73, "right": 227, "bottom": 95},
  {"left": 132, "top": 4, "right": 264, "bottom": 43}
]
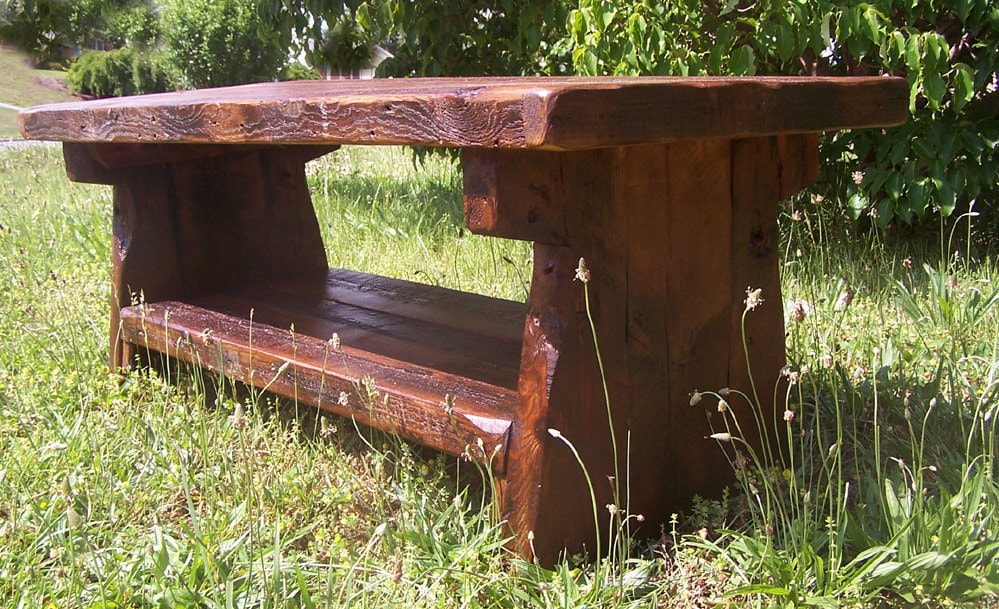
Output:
[
  {"left": 876, "top": 197, "right": 893, "bottom": 229},
  {"left": 861, "top": 6, "right": 881, "bottom": 44},
  {"left": 600, "top": 8, "right": 616, "bottom": 30},
  {"left": 725, "top": 584, "right": 791, "bottom": 596},
  {"left": 355, "top": 3, "right": 372, "bottom": 30},
  {"left": 923, "top": 71, "right": 945, "bottom": 109},
  {"left": 908, "top": 178, "right": 930, "bottom": 214},
  {"left": 904, "top": 35, "right": 920, "bottom": 72},
  {"left": 953, "top": 65, "right": 974, "bottom": 112},
  {"left": 956, "top": 0, "right": 973, "bottom": 21},
  {"left": 777, "top": 23, "right": 794, "bottom": 63},
  {"left": 924, "top": 34, "right": 948, "bottom": 70},
  {"left": 820, "top": 12, "right": 832, "bottom": 51},
  {"left": 886, "top": 171, "right": 903, "bottom": 200},
  {"left": 847, "top": 191, "right": 868, "bottom": 220},
  {"left": 729, "top": 44, "right": 755, "bottom": 75},
  {"left": 905, "top": 551, "right": 952, "bottom": 570}
]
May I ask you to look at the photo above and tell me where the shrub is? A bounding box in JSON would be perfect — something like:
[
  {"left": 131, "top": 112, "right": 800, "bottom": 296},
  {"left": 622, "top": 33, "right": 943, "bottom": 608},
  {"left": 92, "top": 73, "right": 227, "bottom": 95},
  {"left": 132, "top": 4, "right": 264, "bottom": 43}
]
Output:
[
  {"left": 162, "top": 0, "right": 290, "bottom": 89},
  {"left": 67, "top": 48, "right": 171, "bottom": 98},
  {"left": 281, "top": 62, "right": 321, "bottom": 81}
]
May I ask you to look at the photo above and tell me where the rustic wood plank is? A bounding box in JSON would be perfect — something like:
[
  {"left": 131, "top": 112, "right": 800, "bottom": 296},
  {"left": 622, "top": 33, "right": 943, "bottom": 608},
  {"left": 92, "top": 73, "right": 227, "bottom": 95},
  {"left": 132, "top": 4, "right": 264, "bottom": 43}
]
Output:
[
  {"left": 119, "top": 299, "right": 517, "bottom": 468},
  {"left": 110, "top": 164, "right": 185, "bottom": 368},
  {"left": 461, "top": 148, "right": 567, "bottom": 244},
  {"left": 170, "top": 148, "right": 328, "bottom": 295},
  {"left": 499, "top": 147, "right": 640, "bottom": 564},
  {"left": 491, "top": 140, "right": 791, "bottom": 566},
  {"left": 64, "top": 141, "right": 337, "bottom": 175},
  {"left": 106, "top": 147, "right": 328, "bottom": 369},
  {"left": 266, "top": 269, "right": 525, "bottom": 343},
  {"left": 21, "top": 77, "right": 908, "bottom": 150},
  {"left": 194, "top": 270, "right": 525, "bottom": 390},
  {"left": 777, "top": 133, "right": 820, "bottom": 199},
  {"left": 657, "top": 140, "right": 736, "bottom": 503},
  {"left": 728, "top": 136, "right": 794, "bottom": 464}
]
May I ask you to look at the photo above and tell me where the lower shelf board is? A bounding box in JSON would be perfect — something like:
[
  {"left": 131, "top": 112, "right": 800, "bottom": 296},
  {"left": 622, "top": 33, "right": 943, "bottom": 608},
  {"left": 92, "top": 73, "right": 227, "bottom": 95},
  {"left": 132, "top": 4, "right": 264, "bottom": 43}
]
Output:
[{"left": 118, "top": 269, "right": 527, "bottom": 470}]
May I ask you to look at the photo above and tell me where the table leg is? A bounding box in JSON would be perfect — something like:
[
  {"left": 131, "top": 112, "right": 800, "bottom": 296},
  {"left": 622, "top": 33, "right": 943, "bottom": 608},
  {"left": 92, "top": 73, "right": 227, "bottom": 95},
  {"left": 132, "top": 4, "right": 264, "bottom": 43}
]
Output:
[
  {"left": 63, "top": 144, "right": 330, "bottom": 369},
  {"left": 464, "top": 135, "right": 814, "bottom": 565}
]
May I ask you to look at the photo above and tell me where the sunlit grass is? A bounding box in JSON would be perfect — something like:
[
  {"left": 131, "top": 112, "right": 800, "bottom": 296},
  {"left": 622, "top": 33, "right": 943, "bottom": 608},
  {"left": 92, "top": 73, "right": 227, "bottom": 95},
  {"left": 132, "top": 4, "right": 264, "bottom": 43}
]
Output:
[{"left": 1, "top": 145, "right": 997, "bottom": 607}]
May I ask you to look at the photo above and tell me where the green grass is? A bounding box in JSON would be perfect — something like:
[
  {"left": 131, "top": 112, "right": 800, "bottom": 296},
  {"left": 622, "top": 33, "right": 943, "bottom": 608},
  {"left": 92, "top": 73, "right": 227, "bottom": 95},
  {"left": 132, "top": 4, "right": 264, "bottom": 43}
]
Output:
[
  {"left": 1, "top": 144, "right": 997, "bottom": 607},
  {"left": 0, "top": 45, "right": 77, "bottom": 138}
]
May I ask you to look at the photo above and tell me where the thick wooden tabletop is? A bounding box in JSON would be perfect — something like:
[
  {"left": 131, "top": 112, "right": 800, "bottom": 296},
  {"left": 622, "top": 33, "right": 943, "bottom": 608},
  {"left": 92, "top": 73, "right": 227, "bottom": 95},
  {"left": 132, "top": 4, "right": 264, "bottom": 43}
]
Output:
[{"left": 19, "top": 76, "right": 908, "bottom": 150}]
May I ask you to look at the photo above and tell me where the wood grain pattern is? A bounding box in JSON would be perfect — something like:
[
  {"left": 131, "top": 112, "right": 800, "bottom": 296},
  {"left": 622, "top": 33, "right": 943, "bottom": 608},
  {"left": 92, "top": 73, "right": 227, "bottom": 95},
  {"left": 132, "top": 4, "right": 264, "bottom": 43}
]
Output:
[
  {"left": 472, "top": 137, "right": 818, "bottom": 566},
  {"left": 462, "top": 148, "right": 568, "bottom": 244},
  {"left": 200, "top": 269, "right": 525, "bottom": 390},
  {"left": 728, "top": 136, "right": 792, "bottom": 465},
  {"left": 777, "top": 133, "right": 820, "bottom": 199},
  {"left": 21, "top": 77, "right": 908, "bottom": 150},
  {"left": 119, "top": 295, "right": 517, "bottom": 467}
]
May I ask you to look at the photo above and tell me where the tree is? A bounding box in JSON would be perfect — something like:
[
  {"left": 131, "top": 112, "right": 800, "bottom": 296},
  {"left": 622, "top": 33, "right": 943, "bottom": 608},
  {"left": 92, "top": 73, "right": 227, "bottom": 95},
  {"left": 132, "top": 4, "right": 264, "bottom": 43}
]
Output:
[
  {"left": 163, "top": 0, "right": 290, "bottom": 89},
  {"left": 0, "top": 0, "right": 157, "bottom": 65},
  {"left": 257, "top": 1, "right": 570, "bottom": 77}
]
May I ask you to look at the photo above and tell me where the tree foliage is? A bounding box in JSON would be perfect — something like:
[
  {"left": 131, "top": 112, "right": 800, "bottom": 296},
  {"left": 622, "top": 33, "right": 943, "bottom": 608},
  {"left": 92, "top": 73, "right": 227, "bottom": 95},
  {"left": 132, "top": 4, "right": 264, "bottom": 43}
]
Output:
[
  {"left": 161, "top": 0, "right": 290, "bottom": 88},
  {"left": 257, "top": 1, "right": 571, "bottom": 77},
  {"left": 0, "top": 0, "right": 157, "bottom": 65},
  {"left": 258, "top": 0, "right": 998, "bottom": 224}
]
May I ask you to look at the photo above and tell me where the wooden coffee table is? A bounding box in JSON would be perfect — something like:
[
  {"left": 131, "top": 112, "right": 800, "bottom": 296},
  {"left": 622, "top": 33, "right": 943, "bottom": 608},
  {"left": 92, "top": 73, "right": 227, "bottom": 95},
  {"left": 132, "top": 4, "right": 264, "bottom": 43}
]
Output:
[{"left": 20, "top": 76, "right": 907, "bottom": 565}]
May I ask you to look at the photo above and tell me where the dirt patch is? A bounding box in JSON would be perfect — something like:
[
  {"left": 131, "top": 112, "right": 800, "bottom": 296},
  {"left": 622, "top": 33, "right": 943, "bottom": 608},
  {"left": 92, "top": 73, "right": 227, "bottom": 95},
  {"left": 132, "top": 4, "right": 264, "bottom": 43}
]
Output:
[{"left": 34, "top": 76, "right": 69, "bottom": 94}]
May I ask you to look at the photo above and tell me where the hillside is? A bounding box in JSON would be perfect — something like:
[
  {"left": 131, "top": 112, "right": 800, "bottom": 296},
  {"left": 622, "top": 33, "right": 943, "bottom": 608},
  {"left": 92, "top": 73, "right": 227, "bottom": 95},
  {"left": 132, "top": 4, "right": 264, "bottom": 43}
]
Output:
[{"left": 0, "top": 45, "right": 77, "bottom": 139}]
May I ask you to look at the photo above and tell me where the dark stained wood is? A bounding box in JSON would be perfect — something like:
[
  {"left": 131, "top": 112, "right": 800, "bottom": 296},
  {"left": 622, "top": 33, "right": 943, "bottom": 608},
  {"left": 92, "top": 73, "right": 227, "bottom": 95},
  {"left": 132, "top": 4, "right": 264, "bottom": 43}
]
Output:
[
  {"left": 492, "top": 143, "right": 746, "bottom": 565},
  {"left": 168, "top": 147, "right": 328, "bottom": 294},
  {"left": 727, "top": 136, "right": 793, "bottom": 462},
  {"left": 461, "top": 149, "right": 567, "bottom": 244},
  {"left": 777, "top": 133, "right": 820, "bottom": 199},
  {"left": 20, "top": 77, "right": 908, "bottom": 150},
  {"left": 109, "top": 163, "right": 184, "bottom": 369},
  {"left": 656, "top": 140, "right": 736, "bottom": 504},
  {"left": 66, "top": 141, "right": 337, "bottom": 174},
  {"left": 25, "top": 76, "right": 910, "bottom": 567},
  {"left": 100, "top": 145, "right": 328, "bottom": 368},
  {"left": 197, "top": 269, "right": 525, "bottom": 390},
  {"left": 119, "top": 298, "right": 517, "bottom": 467},
  {"left": 476, "top": 136, "right": 822, "bottom": 566}
]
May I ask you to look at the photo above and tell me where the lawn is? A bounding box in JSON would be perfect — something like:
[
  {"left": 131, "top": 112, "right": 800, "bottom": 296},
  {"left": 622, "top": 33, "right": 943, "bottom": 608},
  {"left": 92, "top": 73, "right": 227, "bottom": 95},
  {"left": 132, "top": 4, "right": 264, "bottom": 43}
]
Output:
[
  {"left": 1, "top": 144, "right": 997, "bottom": 607},
  {"left": 0, "top": 45, "right": 76, "bottom": 138}
]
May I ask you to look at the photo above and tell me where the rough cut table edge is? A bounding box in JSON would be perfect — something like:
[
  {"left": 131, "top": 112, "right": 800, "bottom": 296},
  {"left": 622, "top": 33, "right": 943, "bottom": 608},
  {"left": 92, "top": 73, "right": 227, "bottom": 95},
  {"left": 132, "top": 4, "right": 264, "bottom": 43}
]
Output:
[{"left": 19, "top": 76, "right": 910, "bottom": 150}]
